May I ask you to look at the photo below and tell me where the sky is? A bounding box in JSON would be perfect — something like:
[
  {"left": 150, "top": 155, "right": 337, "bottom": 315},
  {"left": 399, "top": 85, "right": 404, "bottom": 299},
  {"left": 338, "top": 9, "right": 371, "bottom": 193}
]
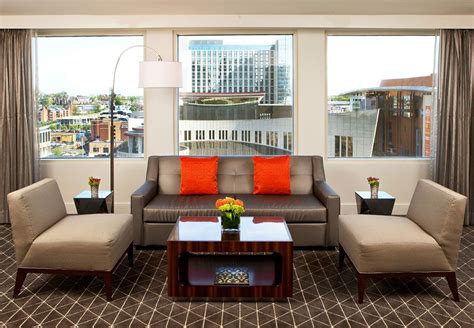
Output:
[
  {"left": 36, "top": 36, "right": 144, "bottom": 96},
  {"left": 327, "top": 35, "right": 436, "bottom": 95},
  {"left": 37, "top": 35, "right": 436, "bottom": 98}
]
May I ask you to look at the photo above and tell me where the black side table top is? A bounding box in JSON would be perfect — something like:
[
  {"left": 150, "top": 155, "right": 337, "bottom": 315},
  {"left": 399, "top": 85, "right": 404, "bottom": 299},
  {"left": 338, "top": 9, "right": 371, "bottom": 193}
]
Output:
[
  {"left": 74, "top": 190, "right": 113, "bottom": 214},
  {"left": 355, "top": 191, "right": 395, "bottom": 216}
]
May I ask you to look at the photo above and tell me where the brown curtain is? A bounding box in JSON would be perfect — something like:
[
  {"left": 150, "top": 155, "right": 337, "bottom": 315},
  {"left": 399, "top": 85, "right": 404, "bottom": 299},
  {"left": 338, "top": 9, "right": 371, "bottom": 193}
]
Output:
[
  {"left": 0, "top": 30, "right": 38, "bottom": 223},
  {"left": 433, "top": 29, "right": 473, "bottom": 225}
]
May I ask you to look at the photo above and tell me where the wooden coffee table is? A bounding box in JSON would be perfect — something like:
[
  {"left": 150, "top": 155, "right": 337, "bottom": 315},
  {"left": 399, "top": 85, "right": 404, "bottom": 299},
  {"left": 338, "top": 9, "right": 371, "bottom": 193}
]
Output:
[{"left": 167, "top": 216, "right": 293, "bottom": 300}]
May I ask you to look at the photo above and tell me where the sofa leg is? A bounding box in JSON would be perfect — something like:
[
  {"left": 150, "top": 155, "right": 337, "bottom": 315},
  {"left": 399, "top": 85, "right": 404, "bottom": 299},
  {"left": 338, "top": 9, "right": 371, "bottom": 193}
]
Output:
[
  {"left": 446, "top": 272, "right": 460, "bottom": 302},
  {"left": 338, "top": 244, "right": 345, "bottom": 268},
  {"left": 103, "top": 272, "right": 113, "bottom": 301},
  {"left": 127, "top": 243, "right": 134, "bottom": 267},
  {"left": 357, "top": 274, "right": 367, "bottom": 304},
  {"left": 13, "top": 268, "right": 27, "bottom": 298}
]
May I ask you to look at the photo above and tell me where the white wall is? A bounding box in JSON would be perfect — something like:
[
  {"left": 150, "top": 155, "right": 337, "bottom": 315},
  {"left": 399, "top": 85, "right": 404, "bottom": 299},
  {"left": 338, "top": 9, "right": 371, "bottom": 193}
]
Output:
[{"left": 31, "top": 16, "right": 451, "bottom": 214}]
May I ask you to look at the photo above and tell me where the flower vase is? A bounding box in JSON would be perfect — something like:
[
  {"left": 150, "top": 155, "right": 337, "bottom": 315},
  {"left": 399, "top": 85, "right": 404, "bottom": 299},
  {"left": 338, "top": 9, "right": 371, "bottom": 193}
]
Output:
[
  {"left": 370, "top": 184, "right": 379, "bottom": 199},
  {"left": 221, "top": 212, "right": 240, "bottom": 232},
  {"left": 91, "top": 185, "right": 99, "bottom": 198}
]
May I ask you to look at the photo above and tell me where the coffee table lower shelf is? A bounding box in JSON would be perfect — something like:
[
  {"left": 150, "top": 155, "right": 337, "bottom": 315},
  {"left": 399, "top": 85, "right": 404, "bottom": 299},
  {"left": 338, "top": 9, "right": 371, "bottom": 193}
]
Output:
[{"left": 168, "top": 251, "right": 292, "bottom": 300}]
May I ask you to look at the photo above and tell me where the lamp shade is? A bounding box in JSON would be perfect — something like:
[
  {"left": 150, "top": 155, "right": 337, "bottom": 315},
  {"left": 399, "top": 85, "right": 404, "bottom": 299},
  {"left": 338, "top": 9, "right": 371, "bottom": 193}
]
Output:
[{"left": 138, "top": 61, "right": 183, "bottom": 88}]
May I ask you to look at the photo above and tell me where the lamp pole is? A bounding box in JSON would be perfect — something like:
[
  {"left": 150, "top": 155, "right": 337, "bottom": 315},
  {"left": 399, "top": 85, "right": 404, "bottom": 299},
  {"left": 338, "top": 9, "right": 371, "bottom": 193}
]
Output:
[{"left": 109, "top": 45, "right": 162, "bottom": 213}]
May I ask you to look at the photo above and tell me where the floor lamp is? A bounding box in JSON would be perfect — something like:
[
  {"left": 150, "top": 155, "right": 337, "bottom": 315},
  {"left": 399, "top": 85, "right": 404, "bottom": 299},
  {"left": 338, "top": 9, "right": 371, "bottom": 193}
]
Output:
[{"left": 109, "top": 45, "right": 182, "bottom": 212}]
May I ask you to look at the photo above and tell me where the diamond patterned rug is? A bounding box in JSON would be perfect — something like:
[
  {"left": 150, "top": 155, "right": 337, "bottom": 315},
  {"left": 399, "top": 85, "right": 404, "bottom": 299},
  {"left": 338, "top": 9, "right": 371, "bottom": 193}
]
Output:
[{"left": 0, "top": 225, "right": 472, "bottom": 327}]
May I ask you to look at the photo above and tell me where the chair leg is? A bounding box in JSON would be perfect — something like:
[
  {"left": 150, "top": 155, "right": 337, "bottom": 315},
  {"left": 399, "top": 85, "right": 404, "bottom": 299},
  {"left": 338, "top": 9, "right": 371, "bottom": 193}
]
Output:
[
  {"left": 103, "top": 272, "right": 113, "bottom": 301},
  {"left": 446, "top": 272, "right": 460, "bottom": 302},
  {"left": 357, "top": 274, "right": 367, "bottom": 304},
  {"left": 127, "top": 243, "right": 134, "bottom": 267},
  {"left": 13, "top": 268, "right": 28, "bottom": 298},
  {"left": 338, "top": 244, "right": 346, "bottom": 268}
]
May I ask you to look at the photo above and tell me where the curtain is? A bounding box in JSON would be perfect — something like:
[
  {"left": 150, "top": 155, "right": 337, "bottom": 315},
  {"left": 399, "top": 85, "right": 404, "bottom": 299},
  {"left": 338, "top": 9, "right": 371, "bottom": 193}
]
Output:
[
  {"left": 0, "top": 29, "right": 38, "bottom": 223},
  {"left": 433, "top": 29, "right": 473, "bottom": 225}
]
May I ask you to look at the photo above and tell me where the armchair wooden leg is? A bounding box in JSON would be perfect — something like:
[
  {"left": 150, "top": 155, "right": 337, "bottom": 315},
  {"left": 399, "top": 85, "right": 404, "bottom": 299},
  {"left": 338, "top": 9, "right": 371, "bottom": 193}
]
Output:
[
  {"left": 357, "top": 274, "right": 367, "bottom": 304},
  {"left": 13, "top": 268, "right": 27, "bottom": 298},
  {"left": 338, "top": 244, "right": 346, "bottom": 268},
  {"left": 446, "top": 272, "right": 460, "bottom": 302},
  {"left": 103, "top": 272, "right": 113, "bottom": 301},
  {"left": 127, "top": 243, "right": 134, "bottom": 267}
]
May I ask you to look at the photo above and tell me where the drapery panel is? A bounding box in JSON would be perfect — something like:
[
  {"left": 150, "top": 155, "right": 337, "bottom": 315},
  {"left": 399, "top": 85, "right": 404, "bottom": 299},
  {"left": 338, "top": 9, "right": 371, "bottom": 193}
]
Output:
[
  {"left": 433, "top": 29, "right": 473, "bottom": 225},
  {"left": 0, "top": 29, "right": 38, "bottom": 223}
]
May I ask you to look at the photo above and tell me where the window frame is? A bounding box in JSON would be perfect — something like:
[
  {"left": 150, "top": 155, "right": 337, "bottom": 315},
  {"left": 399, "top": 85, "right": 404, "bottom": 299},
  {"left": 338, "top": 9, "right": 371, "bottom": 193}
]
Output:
[
  {"left": 325, "top": 30, "right": 438, "bottom": 161},
  {"left": 35, "top": 31, "right": 146, "bottom": 161},
  {"left": 175, "top": 31, "right": 296, "bottom": 156}
]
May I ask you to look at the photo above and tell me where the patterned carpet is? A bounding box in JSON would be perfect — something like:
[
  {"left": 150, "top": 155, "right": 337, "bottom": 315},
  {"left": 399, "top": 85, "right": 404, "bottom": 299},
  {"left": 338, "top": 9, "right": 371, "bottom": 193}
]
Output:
[{"left": 0, "top": 225, "right": 472, "bottom": 327}]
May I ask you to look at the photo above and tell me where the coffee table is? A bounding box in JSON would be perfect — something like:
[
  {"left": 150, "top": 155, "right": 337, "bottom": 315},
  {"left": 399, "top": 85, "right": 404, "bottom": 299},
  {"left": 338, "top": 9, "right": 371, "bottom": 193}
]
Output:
[{"left": 167, "top": 216, "right": 293, "bottom": 300}]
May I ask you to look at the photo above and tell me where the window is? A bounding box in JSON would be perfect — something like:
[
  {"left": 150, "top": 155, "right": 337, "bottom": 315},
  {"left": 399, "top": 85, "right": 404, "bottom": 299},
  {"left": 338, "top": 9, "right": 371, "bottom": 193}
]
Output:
[
  {"left": 178, "top": 35, "right": 293, "bottom": 155},
  {"left": 327, "top": 35, "right": 437, "bottom": 158},
  {"left": 334, "top": 136, "right": 353, "bottom": 157},
  {"left": 36, "top": 35, "right": 144, "bottom": 158}
]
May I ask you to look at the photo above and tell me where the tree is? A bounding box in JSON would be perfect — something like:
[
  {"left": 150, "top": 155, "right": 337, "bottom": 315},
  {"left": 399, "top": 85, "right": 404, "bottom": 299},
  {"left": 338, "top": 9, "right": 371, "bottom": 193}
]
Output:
[
  {"left": 114, "top": 95, "right": 125, "bottom": 106},
  {"left": 52, "top": 148, "right": 63, "bottom": 156},
  {"left": 40, "top": 95, "right": 53, "bottom": 107}
]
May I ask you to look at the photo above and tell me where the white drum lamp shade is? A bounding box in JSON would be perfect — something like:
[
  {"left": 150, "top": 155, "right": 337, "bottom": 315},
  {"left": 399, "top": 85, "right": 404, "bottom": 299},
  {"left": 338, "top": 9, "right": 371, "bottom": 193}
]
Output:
[{"left": 139, "top": 61, "right": 183, "bottom": 88}]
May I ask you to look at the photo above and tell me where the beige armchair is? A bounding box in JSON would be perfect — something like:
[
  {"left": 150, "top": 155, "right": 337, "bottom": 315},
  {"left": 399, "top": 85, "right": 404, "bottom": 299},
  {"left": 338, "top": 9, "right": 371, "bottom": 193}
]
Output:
[
  {"left": 339, "top": 179, "right": 467, "bottom": 303},
  {"left": 7, "top": 178, "right": 133, "bottom": 301}
]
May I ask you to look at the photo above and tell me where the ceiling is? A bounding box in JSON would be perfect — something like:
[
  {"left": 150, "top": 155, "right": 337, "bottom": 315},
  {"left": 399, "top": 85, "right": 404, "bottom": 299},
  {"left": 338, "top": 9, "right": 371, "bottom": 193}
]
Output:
[{"left": 0, "top": 0, "right": 473, "bottom": 15}]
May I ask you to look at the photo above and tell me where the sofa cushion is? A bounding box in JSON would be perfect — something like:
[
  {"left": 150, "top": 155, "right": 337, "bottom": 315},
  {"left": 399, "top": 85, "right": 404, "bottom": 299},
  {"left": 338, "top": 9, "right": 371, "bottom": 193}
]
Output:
[
  {"left": 236, "top": 194, "right": 327, "bottom": 223},
  {"left": 144, "top": 195, "right": 222, "bottom": 223},
  {"left": 156, "top": 156, "right": 315, "bottom": 195},
  {"left": 180, "top": 156, "right": 218, "bottom": 195},
  {"left": 21, "top": 214, "right": 133, "bottom": 271},
  {"left": 253, "top": 155, "right": 291, "bottom": 195},
  {"left": 339, "top": 214, "right": 451, "bottom": 273}
]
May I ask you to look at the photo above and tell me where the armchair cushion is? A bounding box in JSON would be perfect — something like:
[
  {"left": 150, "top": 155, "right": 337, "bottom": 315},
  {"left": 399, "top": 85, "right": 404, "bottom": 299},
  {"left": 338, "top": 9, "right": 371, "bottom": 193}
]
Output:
[
  {"left": 21, "top": 214, "right": 133, "bottom": 271},
  {"left": 7, "top": 178, "right": 67, "bottom": 265},
  {"left": 407, "top": 179, "right": 467, "bottom": 270},
  {"left": 339, "top": 214, "right": 451, "bottom": 273}
]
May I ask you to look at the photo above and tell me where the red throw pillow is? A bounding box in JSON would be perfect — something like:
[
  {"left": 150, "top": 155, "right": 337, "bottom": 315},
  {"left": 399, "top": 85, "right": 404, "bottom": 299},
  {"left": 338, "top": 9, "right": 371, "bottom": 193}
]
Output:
[
  {"left": 180, "top": 156, "right": 219, "bottom": 195},
  {"left": 253, "top": 155, "right": 291, "bottom": 195}
]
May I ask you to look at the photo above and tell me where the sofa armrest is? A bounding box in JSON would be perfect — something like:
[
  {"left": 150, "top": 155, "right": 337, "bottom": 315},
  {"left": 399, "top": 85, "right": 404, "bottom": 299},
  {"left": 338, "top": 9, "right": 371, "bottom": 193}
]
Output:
[
  {"left": 313, "top": 180, "right": 340, "bottom": 246},
  {"left": 131, "top": 181, "right": 158, "bottom": 245}
]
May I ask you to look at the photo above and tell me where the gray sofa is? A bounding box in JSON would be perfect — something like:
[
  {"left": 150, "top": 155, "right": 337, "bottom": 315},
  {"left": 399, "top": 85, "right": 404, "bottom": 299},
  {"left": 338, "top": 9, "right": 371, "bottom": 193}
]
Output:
[{"left": 131, "top": 156, "right": 340, "bottom": 247}]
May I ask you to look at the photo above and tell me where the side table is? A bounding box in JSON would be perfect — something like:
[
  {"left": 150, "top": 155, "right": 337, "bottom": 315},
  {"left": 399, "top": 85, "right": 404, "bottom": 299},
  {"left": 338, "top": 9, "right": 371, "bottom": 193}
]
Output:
[
  {"left": 73, "top": 190, "right": 113, "bottom": 214},
  {"left": 355, "top": 191, "right": 395, "bottom": 215}
]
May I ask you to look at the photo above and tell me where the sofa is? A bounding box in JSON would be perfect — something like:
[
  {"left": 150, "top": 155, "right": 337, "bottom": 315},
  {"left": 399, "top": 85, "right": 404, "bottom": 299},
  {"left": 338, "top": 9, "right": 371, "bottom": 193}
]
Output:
[{"left": 131, "top": 155, "right": 340, "bottom": 247}]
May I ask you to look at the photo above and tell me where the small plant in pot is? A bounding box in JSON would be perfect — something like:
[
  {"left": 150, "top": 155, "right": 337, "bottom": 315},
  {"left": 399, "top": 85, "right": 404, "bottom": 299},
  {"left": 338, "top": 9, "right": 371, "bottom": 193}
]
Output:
[
  {"left": 215, "top": 197, "right": 245, "bottom": 232},
  {"left": 88, "top": 176, "right": 101, "bottom": 198},
  {"left": 367, "top": 176, "right": 380, "bottom": 198}
]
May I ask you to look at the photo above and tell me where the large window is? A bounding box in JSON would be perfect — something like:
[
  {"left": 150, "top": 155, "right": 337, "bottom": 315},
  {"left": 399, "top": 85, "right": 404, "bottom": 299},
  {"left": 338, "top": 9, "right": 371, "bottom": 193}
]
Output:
[
  {"left": 178, "top": 35, "right": 293, "bottom": 155},
  {"left": 36, "top": 35, "right": 144, "bottom": 159},
  {"left": 327, "top": 35, "right": 437, "bottom": 158}
]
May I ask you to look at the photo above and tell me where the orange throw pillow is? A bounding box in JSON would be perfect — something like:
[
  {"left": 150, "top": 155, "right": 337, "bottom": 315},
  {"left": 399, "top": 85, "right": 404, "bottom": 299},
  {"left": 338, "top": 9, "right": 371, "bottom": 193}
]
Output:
[
  {"left": 253, "top": 155, "right": 291, "bottom": 195},
  {"left": 180, "top": 156, "right": 219, "bottom": 195}
]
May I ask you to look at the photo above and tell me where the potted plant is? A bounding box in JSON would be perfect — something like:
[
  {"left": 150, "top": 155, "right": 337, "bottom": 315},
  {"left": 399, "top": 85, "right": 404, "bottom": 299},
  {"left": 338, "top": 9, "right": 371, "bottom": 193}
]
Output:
[
  {"left": 88, "top": 176, "right": 101, "bottom": 198},
  {"left": 367, "top": 176, "right": 380, "bottom": 198},
  {"left": 215, "top": 197, "right": 245, "bottom": 232}
]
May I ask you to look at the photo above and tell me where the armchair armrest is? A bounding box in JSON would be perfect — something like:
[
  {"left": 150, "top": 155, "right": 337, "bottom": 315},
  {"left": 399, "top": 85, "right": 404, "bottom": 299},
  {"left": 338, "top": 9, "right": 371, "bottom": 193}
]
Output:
[
  {"left": 314, "top": 180, "right": 340, "bottom": 246},
  {"left": 131, "top": 181, "right": 158, "bottom": 245}
]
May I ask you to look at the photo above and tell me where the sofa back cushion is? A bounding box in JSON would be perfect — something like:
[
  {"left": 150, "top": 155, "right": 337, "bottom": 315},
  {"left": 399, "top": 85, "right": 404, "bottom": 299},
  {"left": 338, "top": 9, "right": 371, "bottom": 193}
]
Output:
[
  {"left": 157, "top": 156, "right": 315, "bottom": 195},
  {"left": 7, "top": 178, "right": 67, "bottom": 265},
  {"left": 407, "top": 179, "right": 467, "bottom": 271}
]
